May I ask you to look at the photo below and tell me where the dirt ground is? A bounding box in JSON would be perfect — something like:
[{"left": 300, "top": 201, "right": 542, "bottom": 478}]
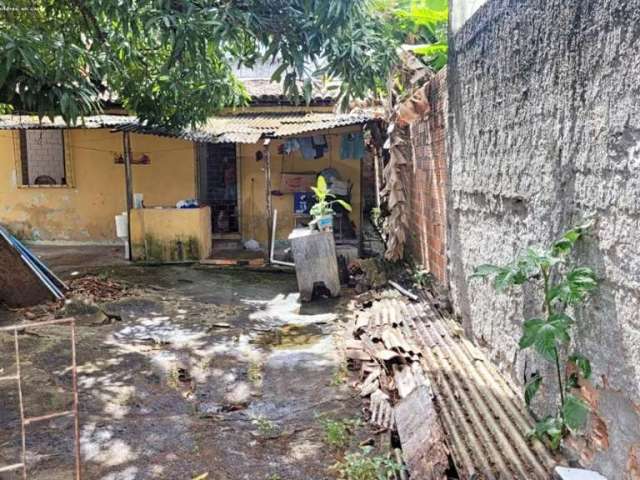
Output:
[{"left": 0, "top": 248, "right": 379, "bottom": 480}]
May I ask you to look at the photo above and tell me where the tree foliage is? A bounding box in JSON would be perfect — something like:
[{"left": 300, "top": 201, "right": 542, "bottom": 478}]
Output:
[{"left": 0, "top": 0, "right": 404, "bottom": 128}]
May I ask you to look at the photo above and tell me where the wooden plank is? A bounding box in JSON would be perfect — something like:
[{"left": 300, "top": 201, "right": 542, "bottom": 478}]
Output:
[{"left": 394, "top": 385, "right": 449, "bottom": 479}]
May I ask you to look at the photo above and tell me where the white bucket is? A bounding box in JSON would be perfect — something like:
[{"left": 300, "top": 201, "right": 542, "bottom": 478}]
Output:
[{"left": 115, "top": 212, "right": 128, "bottom": 238}]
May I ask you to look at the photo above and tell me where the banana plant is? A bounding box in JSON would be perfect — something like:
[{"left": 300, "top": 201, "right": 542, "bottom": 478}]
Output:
[
  {"left": 309, "top": 175, "right": 352, "bottom": 228},
  {"left": 471, "top": 221, "right": 598, "bottom": 450}
]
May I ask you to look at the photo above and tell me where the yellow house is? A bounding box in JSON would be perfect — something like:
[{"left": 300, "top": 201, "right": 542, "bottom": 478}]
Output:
[{"left": 0, "top": 102, "right": 371, "bottom": 262}]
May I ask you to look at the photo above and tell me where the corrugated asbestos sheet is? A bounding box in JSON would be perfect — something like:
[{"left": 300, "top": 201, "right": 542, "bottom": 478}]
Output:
[
  {"left": 348, "top": 289, "right": 559, "bottom": 479},
  {"left": 117, "top": 112, "right": 371, "bottom": 143},
  {"left": 0, "top": 112, "right": 370, "bottom": 144},
  {"left": 0, "top": 114, "right": 136, "bottom": 129}
]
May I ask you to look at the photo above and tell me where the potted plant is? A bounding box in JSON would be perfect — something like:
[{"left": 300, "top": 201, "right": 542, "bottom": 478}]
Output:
[{"left": 309, "top": 175, "right": 352, "bottom": 232}]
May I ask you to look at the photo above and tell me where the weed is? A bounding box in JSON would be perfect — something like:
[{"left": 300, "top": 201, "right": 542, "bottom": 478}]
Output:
[
  {"left": 247, "top": 360, "right": 263, "bottom": 387},
  {"left": 251, "top": 414, "right": 280, "bottom": 438},
  {"left": 333, "top": 447, "right": 404, "bottom": 480},
  {"left": 411, "top": 264, "right": 431, "bottom": 289},
  {"left": 166, "top": 366, "right": 180, "bottom": 390},
  {"left": 319, "top": 417, "right": 360, "bottom": 450},
  {"left": 471, "top": 221, "right": 598, "bottom": 450},
  {"left": 330, "top": 363, "right": 349, "bottom": 386}
]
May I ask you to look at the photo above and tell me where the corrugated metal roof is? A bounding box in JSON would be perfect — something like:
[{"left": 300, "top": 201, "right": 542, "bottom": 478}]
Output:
[{"left": 0, "top": 114, "right": 136, "bottom": 130}]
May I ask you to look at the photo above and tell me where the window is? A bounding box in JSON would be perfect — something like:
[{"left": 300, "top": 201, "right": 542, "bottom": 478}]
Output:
[{"left": 19, "top": 130, "right": 68, "bottom": 186}]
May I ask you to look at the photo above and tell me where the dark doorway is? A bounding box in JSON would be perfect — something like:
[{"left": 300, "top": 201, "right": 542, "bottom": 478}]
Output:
[{"left": 198, "top": 143, "right": 239, "bottom": 234}]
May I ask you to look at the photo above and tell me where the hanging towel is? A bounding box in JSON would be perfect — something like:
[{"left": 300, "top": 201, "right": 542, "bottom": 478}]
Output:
[
  {"left": 283, "top": 138, "right": 300, "bottom": 154},
  {"left": 312, "top": 135, "right": 328, "bottom": 159},
  {"left": 299, "top": 137, "right": 316, "bottom": 160},
  {"left": 352, "top": 132, "right": 365, "bottom": 160},
  {"left": 340, "top": 132, "right": 365, "bottom": 160}
]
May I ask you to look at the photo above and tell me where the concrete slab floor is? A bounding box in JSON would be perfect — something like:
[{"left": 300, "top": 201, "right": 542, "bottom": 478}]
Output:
[{"left": 0, "top": 256, "right": 376, "bottom": 480}]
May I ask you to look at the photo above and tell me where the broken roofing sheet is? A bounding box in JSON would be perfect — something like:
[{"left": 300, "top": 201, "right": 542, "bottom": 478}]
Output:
[
  {"left": 346, "top": 289, "right": 558, "bottom": 479},
  {"left": 0, "top": 226, "right": 66, "bottom": 307}
]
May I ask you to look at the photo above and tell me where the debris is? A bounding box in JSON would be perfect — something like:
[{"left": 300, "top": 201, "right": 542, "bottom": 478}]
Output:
[
  {"left": 208, "top": 322, "right": 232, "bottom": 329},
  {"left": 66, "top": 275, "right": 131, "bottom": 302},
  {"left": 388, "top": 280, "right": 418, "bottom": 301},
  {"left": 394, "top": 386, "right": 449, "bottom": 479},
  {"left": 369, "top": 389, "right": 394, "bottom": 429},
  {"left": 345, "top": 288, "right": 558, "bottom": 479},
  {"left": 554, "top": 466, "right": 608, "bottom": 480}
]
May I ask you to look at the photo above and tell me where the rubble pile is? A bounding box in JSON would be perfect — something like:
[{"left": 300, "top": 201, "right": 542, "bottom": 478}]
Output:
[{"left": 344, "top": 289, "right": 450, "bottom": 478}]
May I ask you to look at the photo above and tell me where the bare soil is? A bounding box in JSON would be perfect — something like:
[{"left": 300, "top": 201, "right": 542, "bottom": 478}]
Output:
[{"left": 0, "top": 256, "right": 378, "bottom": 480}]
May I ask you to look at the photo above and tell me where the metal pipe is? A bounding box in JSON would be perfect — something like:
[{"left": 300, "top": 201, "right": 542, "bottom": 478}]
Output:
[{"left": 269, "top": 209, "right": 294, "bottom": 267}]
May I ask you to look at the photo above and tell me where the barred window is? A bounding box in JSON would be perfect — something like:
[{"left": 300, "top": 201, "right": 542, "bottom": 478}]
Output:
[{"left": 20, "top": 130, "right": 67, "bottom": 186}]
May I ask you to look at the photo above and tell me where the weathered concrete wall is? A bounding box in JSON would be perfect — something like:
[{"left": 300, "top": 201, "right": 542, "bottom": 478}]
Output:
[
  {"left": 0, "top": 130, "right": 196, "bottom": 241},
  {"left": 130, "top": 206, "right": 212, "bottom": 261},
  {"left": 448, "top": 1, "right": 640, "bottom": 477}
]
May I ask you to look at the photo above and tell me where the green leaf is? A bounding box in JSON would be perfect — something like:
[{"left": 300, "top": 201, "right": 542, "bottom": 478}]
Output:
[
  {"left": 470, "top": 264, "right": 502, "bottom": 279},
  {"left": 519, "top": 318, "right": 545, "bottom": 349},
  {"left": 549, "top": 267, "right": 597, "bottom": 304},
  {"left": 316, "top": 175, "right": 328, "bottom": 195},
  {"left": 524, "top": 373, "right": 542, "bottom": 406},
  {"left": 520, "top": 315, "right": 570, "bottom": 361},
  {"left": 552, "top": 220, "right": 594, "bottom": 256},
  {"left": 530, "top": 416, "right": 563, "bottom": 450},
  {"left": 334, "top": 199, "right": 352, "bottom": 212},
  {"left": 562, "top": 394, "right": 589, "bottom": 430},
  {"left": 568, "top": 353, "right": 592, "bottom": 380}
]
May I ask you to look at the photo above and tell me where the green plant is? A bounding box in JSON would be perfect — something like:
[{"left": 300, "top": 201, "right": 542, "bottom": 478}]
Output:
[
  {"left": 309, "top": 176, "right": 352, "bottom": 226},
  {"left": 334, "top": 446, "right": 404, "bottom": 480},
  {"left": 411, "top": 264, "right": 431, "bottom": 288},
  {"left": 251, "top": 414, "right": 280, "bottom": 438},
  {"left": 330, "top": 363, "right": 349, "bottom": 386},
  {"left": 471, "top": 222, "right": 598, "bottom": 450},
  {"left": 247, "top": 360, "right": 263, "bottom": 387},
  {"left": 319, "top": 417, "right": 361, "bottom": 450}
]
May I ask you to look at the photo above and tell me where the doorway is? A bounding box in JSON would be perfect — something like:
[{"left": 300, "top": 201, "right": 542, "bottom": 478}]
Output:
[{"left": 198, "top": 143, "right": 239, "bottom": 235}]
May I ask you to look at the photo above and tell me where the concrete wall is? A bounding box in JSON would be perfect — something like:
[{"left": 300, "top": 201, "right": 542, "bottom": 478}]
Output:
[
  {"left": 448, "top": 1, "right": 640, "bottom": 477},
  {"left": 239, "top": 126, "right": 363, "bottom": 246},
  {"left": 130, "top": 207, "right": 211, "bottom": 262},
  {"left": 0, "top": 130, "right": 196, "bottom": 241}
]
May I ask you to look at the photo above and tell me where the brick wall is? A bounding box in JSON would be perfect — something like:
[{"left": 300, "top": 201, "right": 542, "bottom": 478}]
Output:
[
  {"left": 24, "top": 130, "right": 66, "bottom": 185},
  {"left": 406, "top": 68, "right": 448, "bottom": 284}
]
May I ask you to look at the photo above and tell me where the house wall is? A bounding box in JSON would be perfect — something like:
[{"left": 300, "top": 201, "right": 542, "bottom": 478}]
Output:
[
  {"left": 130, "top": 207, "right": 211, "bottom": 262},
  {"left": 448, "top": 0, "right": 640, "bottom": 476},
  {"left": 238, "top": 127, "right": 363, "bottom": 246},
  {"left": 0, "top": 129, "right": 196, "bottom": 241},
  {"left": 407, "top": 69, "right": 448, "bottom": 283}
]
